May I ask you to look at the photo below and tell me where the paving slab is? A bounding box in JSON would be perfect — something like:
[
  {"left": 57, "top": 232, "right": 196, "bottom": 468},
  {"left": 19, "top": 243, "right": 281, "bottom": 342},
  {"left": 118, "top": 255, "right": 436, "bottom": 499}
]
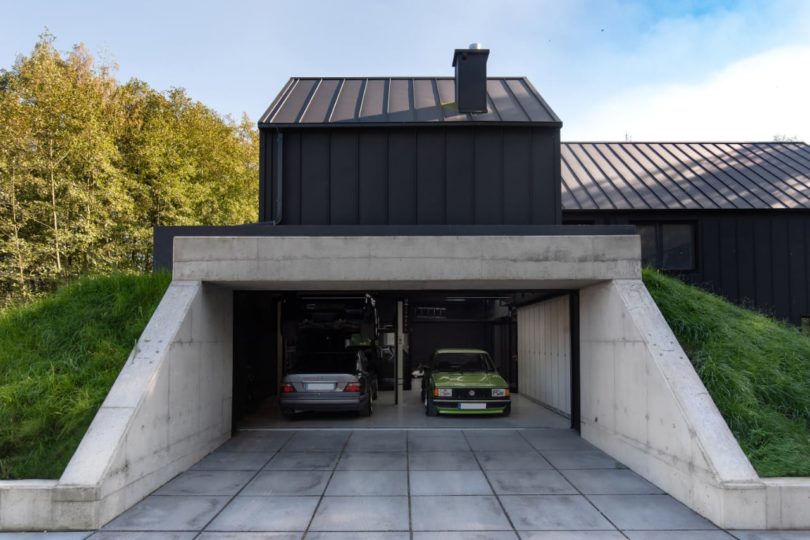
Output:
[
  {"left": 588, "top": 494, "right": 717, "bottom": 530},
  {"left": 305, "top": 533, "right": 410, "bottom": 540},
  {"left": 474, "top": 450, "right": 552, "bottom": 471},
  {"left": 499, "top": 494, "right": 615, "bottom": 531},
  {"left": 90, "top": 534, "right": 196, "bottom": 540},
  {"left": 325, "top": 470, "right": 408, "bottom": 496},
  {"left": 155, "top": 470, "right": 255, "bottom": 496},
  {"left": 346, "top": 430, "right": 407, "bottom": 452},
  {"left": 197, "top": 534, "right": 301, "bottom": 540},
  {"left": 414, "top": 533, "right": 519, "bottom": 540},
  {"left": 464, "top": 431, "right": 534, "bottom": 452},
  {"left": 284, "top": 431, "right": 350, "bottom": 452},
  {"left": 206, "top": 496, "right": 319, "bottom": 532},
  {"left": 518, "top": 533, "right": 626, "bottom": 539},
  {"left": 624, "top": 532, "right": 734, "bottom": 539},
  {"left": 0, "top": 535, "right": 92, "bottom": 540},
  {"left": 336, "top": 451, "right": 407, "bottom": 470},
  {"left": 411, "top": 495, "right": 512, "bottom": 531},
  {"left": 486, "top": 469, "right": 577, "bottom": 495},
  {"left": 264, "top": 451, "right": 339, "bottom": 470},
  {"left": 309, "top": 496, "right": 409, "bottom": 531},
  {"left": 561, "top": 469, "right": 664, "bottom": 494},
  {"left": 192, "top": 451, "right": 270, "bottom": 471},
  {"left": 410, "top": 470, "right": 493, "bottom": 495},
  {"left": 729, "top": 533, "right": 810, "bottom": 539},
  {"left": 218, "top": 431, "right": 294, "bottom": 453},
  {"left": 540, "top": 450, "right": 624, "bottom": 470},
  {"left": 520, "top": 429, "right": 598, "bottom": 451},
  {"left": 242, "top": 470, "right": 331, "bottom": 496},
  {"left": 102, "top": 495, "right": 229, "bottom": 531},
  {"left": 407, "top": 431, "right": 471, "bottom": 452},
  {"left": 408, "top": 450, "right": 480, "bottom": 470}
]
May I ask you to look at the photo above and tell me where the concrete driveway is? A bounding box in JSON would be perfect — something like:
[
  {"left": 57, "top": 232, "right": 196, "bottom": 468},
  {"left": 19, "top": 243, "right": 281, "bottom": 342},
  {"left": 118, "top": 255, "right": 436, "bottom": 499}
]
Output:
[{"left": 57, "top": 427, "right": 778, "bottom": 539}]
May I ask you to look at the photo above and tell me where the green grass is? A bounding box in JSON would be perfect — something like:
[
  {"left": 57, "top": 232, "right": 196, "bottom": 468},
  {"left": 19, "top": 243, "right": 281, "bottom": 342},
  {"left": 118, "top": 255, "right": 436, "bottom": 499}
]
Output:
[
  {"left": 643, "top": 268, "right": 810, "bottom": 477},
  {"left": 0, "top": 272, "right": 171, "bottom": 479}
]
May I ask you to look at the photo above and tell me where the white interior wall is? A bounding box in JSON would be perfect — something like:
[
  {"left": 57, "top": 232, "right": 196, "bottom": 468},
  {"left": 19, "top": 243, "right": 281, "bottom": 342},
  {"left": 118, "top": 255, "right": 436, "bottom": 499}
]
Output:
[{"left": 517, "top": 295, "right": 571, "bottom": 415}]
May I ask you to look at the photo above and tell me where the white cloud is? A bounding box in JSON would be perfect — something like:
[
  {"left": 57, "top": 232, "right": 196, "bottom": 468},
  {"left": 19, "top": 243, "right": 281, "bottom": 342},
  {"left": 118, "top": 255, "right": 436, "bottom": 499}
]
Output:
[{"left": 564, "top": 45, "right": 810, "bottom": 142}]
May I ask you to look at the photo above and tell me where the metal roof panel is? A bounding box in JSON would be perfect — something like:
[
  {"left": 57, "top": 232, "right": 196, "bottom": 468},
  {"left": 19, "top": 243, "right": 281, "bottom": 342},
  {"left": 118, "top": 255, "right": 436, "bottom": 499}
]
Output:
[{"left": 260, "top": 76, "right": 561, "bottom": 127}]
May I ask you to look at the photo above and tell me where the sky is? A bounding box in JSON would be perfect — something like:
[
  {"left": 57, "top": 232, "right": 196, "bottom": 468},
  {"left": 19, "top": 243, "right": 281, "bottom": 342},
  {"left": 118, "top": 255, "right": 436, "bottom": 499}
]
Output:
[{"left": 1, "top": 0, "right": 808, "bottom": 142}]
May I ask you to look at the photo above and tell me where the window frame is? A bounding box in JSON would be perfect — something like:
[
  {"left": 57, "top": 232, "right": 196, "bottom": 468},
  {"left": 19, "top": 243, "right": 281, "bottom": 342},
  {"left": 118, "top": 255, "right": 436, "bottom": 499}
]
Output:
[{"left": 631, "top": 220, "right": 698, "bottom": 273}]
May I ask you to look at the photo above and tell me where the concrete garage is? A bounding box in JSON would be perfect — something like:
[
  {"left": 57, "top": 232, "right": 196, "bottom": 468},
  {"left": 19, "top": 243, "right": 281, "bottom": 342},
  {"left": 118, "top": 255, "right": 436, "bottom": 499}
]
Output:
[
  {"left": 232, "top": 287, "right": 574, "bottom": 430},
  {"left": 3, "top": 45, "right": 810, "bottom": 534}
]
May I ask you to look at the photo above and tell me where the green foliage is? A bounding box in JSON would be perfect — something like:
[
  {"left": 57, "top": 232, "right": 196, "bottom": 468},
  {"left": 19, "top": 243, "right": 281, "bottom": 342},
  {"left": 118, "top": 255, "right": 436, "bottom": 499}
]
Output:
[
  {"left": 643, "top": 268, "right": 810, "bottom": 477},
  {"left": 0, "top": 33, "right": 258, "bottom": 303},
  {"left": 0, "top": 272, "right": 170, "bottom": 479}
]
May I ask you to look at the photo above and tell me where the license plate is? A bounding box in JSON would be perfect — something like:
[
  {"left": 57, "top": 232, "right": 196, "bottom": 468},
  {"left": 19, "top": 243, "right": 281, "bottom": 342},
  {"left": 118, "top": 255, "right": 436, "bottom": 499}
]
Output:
[
  {"left": 306, "top": 383, "right": 335, "bottom": 391},
  {"left": 459, "top": 403, "right": 486, "bottom": 410}
]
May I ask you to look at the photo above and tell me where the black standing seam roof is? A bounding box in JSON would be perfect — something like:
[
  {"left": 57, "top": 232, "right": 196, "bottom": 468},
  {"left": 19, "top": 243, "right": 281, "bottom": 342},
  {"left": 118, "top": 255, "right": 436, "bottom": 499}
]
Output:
[
  {"left": 259, "top": 77, "right": 562, "bottom": 127},
  {"left": 560, "top": 142, "right": 810, "bottom": 211}
]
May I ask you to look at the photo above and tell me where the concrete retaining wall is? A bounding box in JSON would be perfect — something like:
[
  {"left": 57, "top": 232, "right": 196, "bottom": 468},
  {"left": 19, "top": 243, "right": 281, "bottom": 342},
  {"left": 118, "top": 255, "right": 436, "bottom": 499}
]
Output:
[
  {"left": 0, "top": 281, "right": 233, "bottom": 530},
  {"left": 517, "top": 295, "right": 571, "bottom": 415},
  {"left": 578, "top": 279, "right": 810, "bottom": 529}
]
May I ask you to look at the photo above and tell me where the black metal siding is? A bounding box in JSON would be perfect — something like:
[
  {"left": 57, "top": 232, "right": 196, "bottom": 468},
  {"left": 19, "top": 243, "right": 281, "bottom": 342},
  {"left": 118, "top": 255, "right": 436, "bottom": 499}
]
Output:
[
  {"left": 564, "top": 209, "right": 810, "bottom": 325},
  {"left": 261, "top": 126, "right": 562, "bottom": 225}
]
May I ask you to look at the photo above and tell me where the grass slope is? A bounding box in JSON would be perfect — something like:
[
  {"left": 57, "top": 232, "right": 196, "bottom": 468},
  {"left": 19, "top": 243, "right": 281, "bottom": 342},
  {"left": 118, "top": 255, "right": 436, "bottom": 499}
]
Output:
[
  {"left": 643, "top": 268, "right": 810, "bottom": 477},
  {"left": 0, "top": 272, "right": 170, "bottom": 479}
]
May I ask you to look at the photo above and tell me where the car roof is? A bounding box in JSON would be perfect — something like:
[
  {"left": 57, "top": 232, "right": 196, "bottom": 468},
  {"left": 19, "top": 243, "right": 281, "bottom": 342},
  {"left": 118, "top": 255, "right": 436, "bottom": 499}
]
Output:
[{"left": 433, "top": 348, "right": 489, "bottom": 355}]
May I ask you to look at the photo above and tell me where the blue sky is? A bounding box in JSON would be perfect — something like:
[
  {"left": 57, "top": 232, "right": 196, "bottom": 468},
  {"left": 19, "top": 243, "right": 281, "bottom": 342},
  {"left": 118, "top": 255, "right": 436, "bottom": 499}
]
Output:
[{"left": 2, "top": 0, "right": 808, "bottom": 141}]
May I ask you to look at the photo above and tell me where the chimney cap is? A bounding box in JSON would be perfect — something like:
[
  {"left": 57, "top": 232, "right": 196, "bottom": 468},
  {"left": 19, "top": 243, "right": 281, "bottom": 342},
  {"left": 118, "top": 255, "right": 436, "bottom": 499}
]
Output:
[{"left": 452, "top": 45, "right": 490, "bottom": 67}]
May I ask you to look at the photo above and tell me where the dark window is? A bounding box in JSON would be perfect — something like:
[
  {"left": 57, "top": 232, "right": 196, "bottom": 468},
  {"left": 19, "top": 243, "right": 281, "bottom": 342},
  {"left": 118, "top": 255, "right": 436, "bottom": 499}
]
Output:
[
  {"left": 633, "top": 222, "right": 696, "bottom": 272},
  {"left": 636, "top": 224, "right": 658, "bottom": 267}
]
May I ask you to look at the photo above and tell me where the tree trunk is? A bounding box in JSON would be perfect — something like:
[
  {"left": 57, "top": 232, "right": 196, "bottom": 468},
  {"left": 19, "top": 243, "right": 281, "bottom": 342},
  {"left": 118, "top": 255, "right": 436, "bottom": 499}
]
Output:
[
  {"left": 9, "top": 167, "right": 27, "bottom": 295},
  {"left": 49, "top": 139, "right": 62, "bottom": 273}
]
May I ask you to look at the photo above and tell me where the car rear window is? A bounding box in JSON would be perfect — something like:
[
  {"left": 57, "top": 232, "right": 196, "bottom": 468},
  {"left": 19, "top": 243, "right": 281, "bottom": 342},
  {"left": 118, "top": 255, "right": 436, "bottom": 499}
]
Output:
[{"left": 290, "top": 352, "right": 358, "bottom": 374}]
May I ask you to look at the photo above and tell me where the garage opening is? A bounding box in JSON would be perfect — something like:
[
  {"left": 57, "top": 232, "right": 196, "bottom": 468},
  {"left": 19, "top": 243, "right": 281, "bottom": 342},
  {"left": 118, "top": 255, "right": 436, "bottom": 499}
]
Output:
[{"left": 232, "top": 289, "right": 579, "bottom": 431}]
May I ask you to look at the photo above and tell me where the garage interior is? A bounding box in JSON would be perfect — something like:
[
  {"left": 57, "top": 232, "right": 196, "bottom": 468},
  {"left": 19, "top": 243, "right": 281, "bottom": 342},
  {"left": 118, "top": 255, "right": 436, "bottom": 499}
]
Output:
[{"left": 232, "top": 288, "right": 577, "bottom": 430}]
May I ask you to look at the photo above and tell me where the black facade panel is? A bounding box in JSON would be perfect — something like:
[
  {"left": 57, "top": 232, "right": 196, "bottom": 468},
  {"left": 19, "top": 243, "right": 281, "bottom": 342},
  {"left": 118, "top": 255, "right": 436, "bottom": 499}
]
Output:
[
  {"left": 504, "top": 128, "right": 532, "bottom": 224},
  {"left": 388, "top": 130, "right": 418, "bottom": 224},
  {"left": 445, "top": 130, "right": 475, "bottom": 224},
  {"left": 358, "top": 131, "right": 388, "bottom": 224},
  {"left": 416, "top": 129, "right": 446, "bottom": 224},
  {"left": 563, "top": 209, "right": 810, "bottom": 325},
  {"left": 282, "top": 132, "right": 302, "bottom": 224},
  {"left": 301, "top": 132, "right": 331, "bottom": 224},
  {"left": 753, "top": 219, "right": 773, "bottom": 308},
  {"left": 330, "top": 132, "right": 358, "bottom": 224},
  {"left": 261, "top": 126, "right": 561, "bottom": 227},
  {"left": 474, "top": 128, "right": 503, "bottom": 224}
]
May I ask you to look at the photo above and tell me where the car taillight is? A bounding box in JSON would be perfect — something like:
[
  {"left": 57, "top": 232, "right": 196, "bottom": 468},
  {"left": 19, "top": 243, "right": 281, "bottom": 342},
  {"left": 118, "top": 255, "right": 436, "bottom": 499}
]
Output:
[
  {"left": 281, "top": 383, "right": 296, "bottom": 393},
  {"left": 344, "top": 383, "right": 362, "bottom": 392}
]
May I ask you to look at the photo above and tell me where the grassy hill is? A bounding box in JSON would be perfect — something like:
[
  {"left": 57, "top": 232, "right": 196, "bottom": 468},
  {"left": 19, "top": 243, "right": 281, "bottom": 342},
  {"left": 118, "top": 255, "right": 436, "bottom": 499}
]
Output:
[
  {"left": 643, "top": 268, "right": 810, "bottom": 477},
  {"left": 0, "top": 269, "right": 808, "bottom": 479},
  {"left": 0, "top": 273, "right": 170, "bottom": 479}
]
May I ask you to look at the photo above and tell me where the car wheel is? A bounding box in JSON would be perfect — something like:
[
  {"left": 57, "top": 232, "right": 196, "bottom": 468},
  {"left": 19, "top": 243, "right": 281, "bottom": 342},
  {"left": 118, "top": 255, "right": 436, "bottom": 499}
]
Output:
[
  {"left": 358, "top": 397, "right": 373, "bottom": 417},
  {"left": 501, "top": 404, "right": 511, "bottom": 417},
  {"left": 424, "top": 395, "right": 438, "bottom": 417}
]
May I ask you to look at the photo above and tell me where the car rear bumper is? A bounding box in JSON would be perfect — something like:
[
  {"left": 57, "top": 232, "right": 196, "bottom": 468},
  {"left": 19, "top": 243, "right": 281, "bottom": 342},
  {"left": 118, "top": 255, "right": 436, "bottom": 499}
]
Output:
[{"left": 280, "top": 393, "right": 369, "bottom": 412}]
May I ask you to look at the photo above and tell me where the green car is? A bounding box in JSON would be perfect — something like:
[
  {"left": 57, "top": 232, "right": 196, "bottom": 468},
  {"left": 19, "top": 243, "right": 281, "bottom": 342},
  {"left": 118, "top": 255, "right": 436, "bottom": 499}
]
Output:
[{"left": 422, "top": 348, "right": 511, "bottom": 416}]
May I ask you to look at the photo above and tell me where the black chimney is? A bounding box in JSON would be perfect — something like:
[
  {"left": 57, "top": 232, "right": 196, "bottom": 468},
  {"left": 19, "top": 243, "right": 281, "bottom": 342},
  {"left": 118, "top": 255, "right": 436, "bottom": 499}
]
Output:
[{"left": 452, "top": 43, "right": 490, "bottom": 113}]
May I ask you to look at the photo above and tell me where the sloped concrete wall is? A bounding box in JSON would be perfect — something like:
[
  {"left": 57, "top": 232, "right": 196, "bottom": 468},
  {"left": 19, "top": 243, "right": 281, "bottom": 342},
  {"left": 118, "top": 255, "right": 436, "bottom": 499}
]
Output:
[
  {"left": 578, "top": 279, "right": 773, "bottom": 529},
  {"left": 517, "top": 295, "right": 571, "bottom": 415},
  {"left": 0, "top": 281, "right": 233, "bottom": 530}
]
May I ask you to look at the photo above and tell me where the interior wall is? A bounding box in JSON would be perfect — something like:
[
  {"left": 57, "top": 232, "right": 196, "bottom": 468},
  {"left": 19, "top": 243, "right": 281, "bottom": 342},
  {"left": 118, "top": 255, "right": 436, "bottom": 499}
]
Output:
[
  {"left": 517, "top": 295, "right": 571, "bottom": 415},
  {"left": 232, "top": 292, "right": 279, "bottom": 427}
]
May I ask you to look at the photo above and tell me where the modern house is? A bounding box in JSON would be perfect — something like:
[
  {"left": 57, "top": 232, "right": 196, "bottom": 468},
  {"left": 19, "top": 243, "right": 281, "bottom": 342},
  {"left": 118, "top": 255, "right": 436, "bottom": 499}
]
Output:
[{"left": 3, "top": 45, "right": 809, "bottom": 532}]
